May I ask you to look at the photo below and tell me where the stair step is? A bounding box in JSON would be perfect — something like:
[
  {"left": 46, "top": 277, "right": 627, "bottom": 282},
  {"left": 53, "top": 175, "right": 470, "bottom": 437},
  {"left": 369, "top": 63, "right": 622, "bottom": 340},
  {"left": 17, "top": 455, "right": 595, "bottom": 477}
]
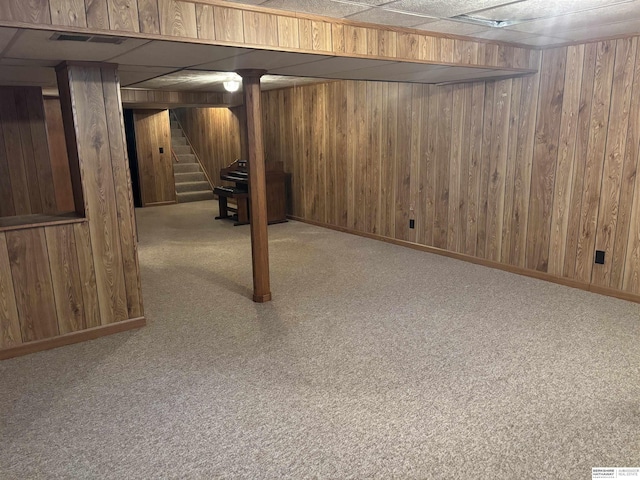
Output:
[
  {"left": 173, "top": 163, "right": 201, "bottom": 173},
  {"left": 176, "top": 153, "right": 197, "bottom": 163},
  {"left": 171, "top": 129, "right": 183, "bottom": 137},
  {"left": 173, "top": 145, "right": 191, "bottom": 154},
  {"left": 175, "top": 172, "right": 206, "bottom": 182},
  {"left": 176, "top": 181, "right": 211, "bottom": 193},
  {"left": 172, "top": 137, "right": 187, "bottom": 145},
  {"left": 177, "top": 190, "right": 215, "bottom": 203},
  {"left": 170, "top": 122, "right": 179, "bottom": 128}
]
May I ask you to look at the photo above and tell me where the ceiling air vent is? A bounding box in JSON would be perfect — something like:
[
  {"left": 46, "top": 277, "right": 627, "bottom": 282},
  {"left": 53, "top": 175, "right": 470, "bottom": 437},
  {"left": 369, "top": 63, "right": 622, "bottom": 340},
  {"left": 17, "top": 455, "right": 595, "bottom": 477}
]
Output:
[{"left": 50, "top": 33, "right": 125, "bottom": 44}]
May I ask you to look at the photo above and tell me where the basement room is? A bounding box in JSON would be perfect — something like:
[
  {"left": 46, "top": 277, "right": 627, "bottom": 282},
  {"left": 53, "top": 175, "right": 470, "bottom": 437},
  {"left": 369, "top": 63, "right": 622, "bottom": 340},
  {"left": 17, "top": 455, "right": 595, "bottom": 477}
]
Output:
[{"left": 0, "top": 0, "right": 639, "bottom": 479}]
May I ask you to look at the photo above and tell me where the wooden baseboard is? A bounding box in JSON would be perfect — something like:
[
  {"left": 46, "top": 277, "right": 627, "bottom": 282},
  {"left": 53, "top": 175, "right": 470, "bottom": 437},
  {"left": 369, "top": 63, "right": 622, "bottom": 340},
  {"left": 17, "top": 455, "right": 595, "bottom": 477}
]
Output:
[
  {"left": 288, "top": 215, "right": 640, "bottom": 305},
  {"left": 144, "top": 200, "right": 177, "bottom": 207},
  {"left": 0, "top": 317, "right": 146, "bottom": 360}
]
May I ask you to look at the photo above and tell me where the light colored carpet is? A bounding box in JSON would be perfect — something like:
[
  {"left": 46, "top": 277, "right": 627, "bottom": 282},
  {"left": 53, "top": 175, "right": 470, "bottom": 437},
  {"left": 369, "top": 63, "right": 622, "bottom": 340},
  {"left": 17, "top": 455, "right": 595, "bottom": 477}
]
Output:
[{"left": 1, "top": 200, "right": 638, "bottom": 479}]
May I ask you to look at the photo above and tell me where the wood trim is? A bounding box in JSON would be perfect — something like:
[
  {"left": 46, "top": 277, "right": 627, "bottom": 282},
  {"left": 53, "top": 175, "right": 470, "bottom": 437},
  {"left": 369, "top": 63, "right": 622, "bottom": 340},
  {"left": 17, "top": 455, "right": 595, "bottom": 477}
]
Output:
[
  {"left": 0, "top": 316, "right": 146, "bottom": 360},
  {"left": 0, "top": 215, "right": 86, "bottom": 233},
  {"left": 145, "top": 200, "right": 177, "bottom": 206},
  {"left": 288, "top": 215, "right": 640, "bottom": 305}
]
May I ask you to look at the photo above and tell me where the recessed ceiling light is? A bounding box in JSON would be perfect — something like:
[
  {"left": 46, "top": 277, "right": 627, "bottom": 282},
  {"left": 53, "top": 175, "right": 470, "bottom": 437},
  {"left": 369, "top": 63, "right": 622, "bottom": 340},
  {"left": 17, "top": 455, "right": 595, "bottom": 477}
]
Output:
[{"left": 223, "top": 80, "right": 240, "bottom": 92}]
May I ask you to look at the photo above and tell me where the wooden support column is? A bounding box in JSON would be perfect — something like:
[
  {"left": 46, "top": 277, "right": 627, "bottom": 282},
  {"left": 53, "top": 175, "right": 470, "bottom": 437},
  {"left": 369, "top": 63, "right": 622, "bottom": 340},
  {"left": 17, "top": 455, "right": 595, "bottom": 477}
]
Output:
[{"left": 237, "top": 69, "right": 271, "bottom": 303}]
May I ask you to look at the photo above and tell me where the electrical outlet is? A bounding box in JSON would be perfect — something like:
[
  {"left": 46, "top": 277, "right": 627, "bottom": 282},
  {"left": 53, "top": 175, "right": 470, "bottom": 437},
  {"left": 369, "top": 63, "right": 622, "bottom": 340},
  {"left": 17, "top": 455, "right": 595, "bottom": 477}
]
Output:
[
  {"left": 409, "top": 219, "right": 415, "bottom": 229},
  {"left": 595, "top": 250, "right": 605, "bottom": 265},
  {"left": 159, "top": 147, "right": 164, "bottom": 154}
]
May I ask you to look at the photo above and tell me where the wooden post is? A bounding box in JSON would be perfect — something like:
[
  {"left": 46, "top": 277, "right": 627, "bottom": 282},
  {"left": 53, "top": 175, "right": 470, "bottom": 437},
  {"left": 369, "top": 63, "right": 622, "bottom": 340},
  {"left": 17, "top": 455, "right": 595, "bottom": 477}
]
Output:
[{"left": 237, "top": 69, "right": 271, "bottom": 303}]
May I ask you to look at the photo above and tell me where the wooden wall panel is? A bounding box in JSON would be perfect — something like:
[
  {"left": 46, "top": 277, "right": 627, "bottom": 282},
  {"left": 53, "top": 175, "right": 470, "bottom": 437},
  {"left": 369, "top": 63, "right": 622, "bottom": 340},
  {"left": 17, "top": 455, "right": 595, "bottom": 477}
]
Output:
[
  {"left": 0, "top": 233, "right": 21, "bottom": 349},
  {"left": 50, "top": 0, "right": 87, "bottom": 27},
  {"left": 138, "top": 0, "right": 160, "bottom": 34},
  {"left": 133, "top": 109, "right": 175, "bottom": 206},
  {"left": 6, "top": 228, "right": 59, "bottom": 342},
  {"left": 57, "top": 64, "right": 131, "bottom": 325},
  {"left": 0, "top": 87, "right": 58, "bottom": 218},
  {"left": 44, "top": 98, "right": 75, "bottom": 212},
  {"left": 107, "top": 0, "right": 140, "bottom": 32},
  {"left": 46, "top": 224, "right": 86, "bottom": 334},
  {"left": 254, "top": 37, "right": 640, "bottom": 298},
  {"left": 158, "top": 0, "right": 196, "bottom": 38}
]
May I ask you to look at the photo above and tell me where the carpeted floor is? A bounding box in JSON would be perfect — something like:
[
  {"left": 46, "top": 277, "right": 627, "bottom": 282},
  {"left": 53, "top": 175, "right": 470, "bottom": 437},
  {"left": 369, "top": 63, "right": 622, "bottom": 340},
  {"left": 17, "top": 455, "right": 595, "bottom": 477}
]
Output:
[{"left": 1, "top": 200, "right": 639, "bottom": 479}]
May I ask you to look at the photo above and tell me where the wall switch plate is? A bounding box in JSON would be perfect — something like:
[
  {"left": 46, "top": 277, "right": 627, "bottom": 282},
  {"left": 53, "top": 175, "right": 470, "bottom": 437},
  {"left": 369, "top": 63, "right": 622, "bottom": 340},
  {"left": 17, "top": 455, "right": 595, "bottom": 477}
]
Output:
[
  {"left": 159, "top": 147, "right": 164, "bottom": 153},
  {"left": 595, "top": 250, "right": 605, "bottom": 264},
  {"left": 409, "top": 219, "right": 415, "bottom": 229}
]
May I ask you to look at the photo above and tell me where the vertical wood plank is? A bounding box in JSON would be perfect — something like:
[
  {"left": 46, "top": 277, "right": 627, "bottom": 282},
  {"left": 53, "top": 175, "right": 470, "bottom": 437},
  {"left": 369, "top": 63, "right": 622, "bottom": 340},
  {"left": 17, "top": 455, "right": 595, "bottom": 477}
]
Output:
[
  {"left": 85, "top": 0, "right": 109, "bottom": 29},
  {"left": 46, "top": 225, "right": 86, "bottom": 334},
  {"left": 526, "top": 47, "right": 567, "bottom": 272},
  {"left": 102, "top": 66, "right": 143, "bottom": 318},
  {"left": 0, "top": 233, "right": 21, "bottom": 348},
  {"left": 138, "top": 0, "right": 160, "bottom": 34},
  {"left": 50, "top": 0, "right": 87, "bottom": 27},
  {"left": 592, "top": 38, "right": 637, "bottom": 287},
  {"left": 547, "top": 45, "right": 584, "bottom": 276},
  {"left": 485, "top": 79, "right": 511, "bottom": 262},
  {"left": 613, "top": 42, "right": 640, "bottom": 290},
  {"left": 73, "top": 222, "right": 100, "bottom": 328},
  {"left": 243, "top": 11, "right": 278, "bottom": 47},
  {"left": 465, "top": 82, "right": 485, "bottom": 256},
  {"left": 158, "top": 0, "right": 196, "bottom": 38},
  {"left": 277, "top": 15, "right": 298, "bottom": 49},
  {"left": 213, "top": 6, "right": 244, "bottom": 43},
  {"left": 0, "top": 0, "right": 51, "bottom": 23},
  {"left": 107, "top": 0, "right": 140, "bottom": 32},
  {"left": 6, "top": 228, "right": 59, "bottom": 342},
  {"left": 575, "top": 41, "right": 616, "bottom": 283}
]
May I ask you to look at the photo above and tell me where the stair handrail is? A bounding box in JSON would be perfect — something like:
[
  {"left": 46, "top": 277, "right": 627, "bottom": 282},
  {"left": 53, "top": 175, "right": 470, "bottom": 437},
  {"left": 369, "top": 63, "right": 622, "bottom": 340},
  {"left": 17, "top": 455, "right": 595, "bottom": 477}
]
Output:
[
  {"left": 170, "top": 111, "right": 216, "bottom": 190},
  {"left": 170, "top": 147, "right": 180, "bottom": 163}
]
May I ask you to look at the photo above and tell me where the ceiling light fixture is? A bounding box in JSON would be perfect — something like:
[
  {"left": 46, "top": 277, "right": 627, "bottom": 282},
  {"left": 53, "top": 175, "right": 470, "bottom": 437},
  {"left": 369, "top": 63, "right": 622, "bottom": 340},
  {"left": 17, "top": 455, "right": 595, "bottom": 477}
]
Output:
[{"left": 223, "top": 80, "right": 240, "bottom": 92}]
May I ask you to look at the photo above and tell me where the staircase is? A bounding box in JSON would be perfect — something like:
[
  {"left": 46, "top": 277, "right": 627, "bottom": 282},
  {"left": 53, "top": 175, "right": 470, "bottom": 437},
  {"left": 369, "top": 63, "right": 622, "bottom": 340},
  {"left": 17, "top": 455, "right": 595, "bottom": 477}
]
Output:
[{"left": 170, "top": 115, "right": 214, "bottom": 203}]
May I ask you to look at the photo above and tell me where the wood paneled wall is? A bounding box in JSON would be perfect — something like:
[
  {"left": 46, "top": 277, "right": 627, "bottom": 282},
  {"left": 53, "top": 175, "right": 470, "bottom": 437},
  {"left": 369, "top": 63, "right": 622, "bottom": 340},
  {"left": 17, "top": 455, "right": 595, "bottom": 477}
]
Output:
[
  {"left": 173, "top": 106, "right": 242, "bottom": 182},
  {"left": 0, "top": 63, "right": 145, "bottom": 358},
  {"left": 133, "top": 109, "right": 175, "bottom": 206},
  {"left": 43, "top": 97, "right": 75, "bottom": 212},
  {"left": 260, "top": 38, "right": 640, "bottom": 297},
  {"left": 0, "top": 87, "right": 58, "bottom": 217},
  {"left": 0, "top": 0, "right": 538, "bottom": 71}
]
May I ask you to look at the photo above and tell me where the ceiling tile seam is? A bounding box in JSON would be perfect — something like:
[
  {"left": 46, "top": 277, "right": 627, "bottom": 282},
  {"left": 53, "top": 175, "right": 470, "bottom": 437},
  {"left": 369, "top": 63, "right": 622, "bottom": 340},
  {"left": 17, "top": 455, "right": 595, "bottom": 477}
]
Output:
[{"left": 0, "top": 29, "right": 23, "bottom": 60}]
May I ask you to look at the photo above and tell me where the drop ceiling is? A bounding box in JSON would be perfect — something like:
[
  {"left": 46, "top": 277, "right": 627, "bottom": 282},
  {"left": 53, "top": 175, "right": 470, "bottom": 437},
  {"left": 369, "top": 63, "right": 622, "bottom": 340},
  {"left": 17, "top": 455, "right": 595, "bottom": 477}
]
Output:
[
  {"left": 0, "top": 27, "right": 532, "bottom": 99},
  {"left": 227, "top": 0, "right": 640, "bottom": 47}
]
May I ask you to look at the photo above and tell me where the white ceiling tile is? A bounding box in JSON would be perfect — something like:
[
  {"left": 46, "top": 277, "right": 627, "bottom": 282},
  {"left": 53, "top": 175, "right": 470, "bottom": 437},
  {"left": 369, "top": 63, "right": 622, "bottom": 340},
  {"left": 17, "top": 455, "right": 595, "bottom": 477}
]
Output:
[
  {"left": 271, "top": 56, "right": 390, "bottom": 76},
  {"left": 415, "top": 20, "right": 489, "bottom": 35},
  {"left": 472, "top": 28, "right": 544, "bottom": 42},
  {"left": 118, "top": 66, "right": 176, "bottom": 87},
  {"left": 220, "top": 0, "right": 268, "bottom": 4},
  {"left": 511, "top": 35, "right": 570, "bottom": 46},
  {"left": 559, "top": 19, "right": 640, "bottom": 42},
  {"left": 0, "top": 65, "right": 57, "bottom": 87},
  {"left": 5, "top": 29, "right": 148, "bottom": 62},
  {"left": 110, "top": 41, "right": 249, "bottom": 68},
  {"left": 0, "top": 57, "right": 58, "bottom": 67},
  {"left": 385, "top": 0, "right": 519, "bottom": 18},
  {"left": 509, "top": 2, "right": 640, "bottom": 34},
  {"left": 339, "top": 0, "right": 398, "bottom": 6},
  {"left": 192, "top": 50, "right": 330, "bottom": 71},
  {"left": 260, "top": 0, "right": 369, "bottom": 17},
  {"left": 474, "top": 0, "right": 635, "bottom": 22},
  {"left": 345, "top": 8, "right": 434, "bottom": 27},
  {"left": 0, "top": 27, "right": 17, "bottom": 54}
]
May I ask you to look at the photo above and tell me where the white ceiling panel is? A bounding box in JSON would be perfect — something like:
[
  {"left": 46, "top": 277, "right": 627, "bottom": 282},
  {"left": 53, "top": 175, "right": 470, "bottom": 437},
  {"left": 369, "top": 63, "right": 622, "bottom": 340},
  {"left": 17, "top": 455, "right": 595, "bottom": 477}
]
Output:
[
  {"left": 416, "top": 20, "right": 489, "bottom": 35},
  {"left": 261, "top": 0, "right": 370, "bottom": 17},
  {"left": 345, "top": 8, "right": 435, "bottom": 27},
  {"left": 0, "top": 27, "right": 17, "bottom": 54},
  {"left": 191, "top": 50, "right": 330, "bottom": 71},
  {"left": 0, "top": 65, "right": 57, "bottom": 87},
  {"left": 118, "top": 66, "right": 177, "bottom": 87},
  {"left": 270, "top": 56, "right": 392, "bottom": 76},
  {"left": 384, "top": 0, "right": 520, "bottom": 18},
  {"left": 508, "top": 2, "right": 640, "bottom": 34},
  {"left": 109, "top": 41, "right": 250, "bottom": 68},
  {"left": 5, "top": 29, "right": 147, "bottom": 61},
  {"left": 474, "top": 0, "right": 635, "bottom": 21},
  {"left": 558, "top": 19, "right": 640, "bottom": 42},
  {"left": 327, "top": 62, "right": 446, "bottom": 80},
  {"left": 0, "top": 57, "right": 58, "bottom": 67}
]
